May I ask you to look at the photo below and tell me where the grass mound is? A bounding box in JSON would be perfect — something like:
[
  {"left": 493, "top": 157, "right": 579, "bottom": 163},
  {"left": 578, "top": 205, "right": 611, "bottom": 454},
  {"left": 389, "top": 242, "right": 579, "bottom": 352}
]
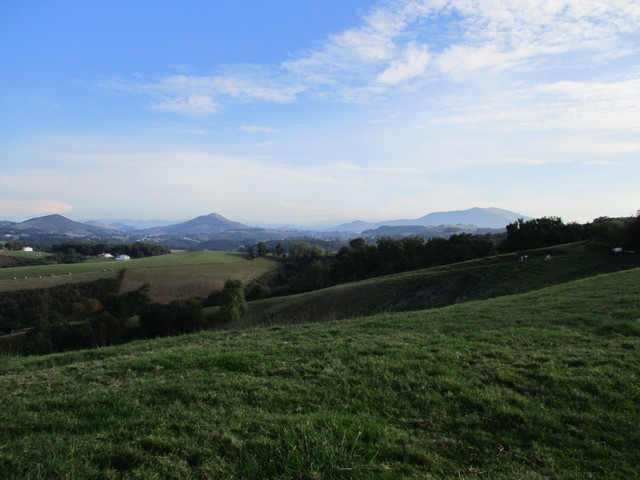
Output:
[{"left": 1, "top": 267, "right": 638, "bottom": 478}]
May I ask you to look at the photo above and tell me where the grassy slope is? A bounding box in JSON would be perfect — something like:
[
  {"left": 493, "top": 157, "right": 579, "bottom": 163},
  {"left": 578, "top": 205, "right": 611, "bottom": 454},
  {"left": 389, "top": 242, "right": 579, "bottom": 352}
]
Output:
[
  {"left": 236, "top": 243, "right": 640, "bottom": 327},
  {"left": 119, "top": 257, "right": 279, "bottom": 303},
  {"left": 0, "top": 251, "right": 277, "bottom": 300},
  {"left": 0, "top": 268, "right": 638, "bottom": 479}
]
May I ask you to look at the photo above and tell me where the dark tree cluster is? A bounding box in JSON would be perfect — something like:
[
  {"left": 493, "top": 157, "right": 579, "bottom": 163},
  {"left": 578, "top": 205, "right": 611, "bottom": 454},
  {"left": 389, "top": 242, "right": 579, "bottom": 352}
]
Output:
[
  {"left": 0, "top": 278, "right": 120, "bottom": 334},
  {"left": 15, "top": 279, "right": 249, "bottom": 355},
  {"left": 139, "top": 298, "right": 206, "bottom": 338},
  {"left": 504, "top": 217, "right": 584, "bottom": 252},
  {"left": 504, "top": 214, "right": 640, "bottom": 252},
  {"left": 2, "top": 241, "right": 26, "bottom": 251},
  {"left": 51, "top": 241, "right": 171, "bottom": 258},
  {"left": 331, "top": 234, "right": 498, "bottom": 283}
]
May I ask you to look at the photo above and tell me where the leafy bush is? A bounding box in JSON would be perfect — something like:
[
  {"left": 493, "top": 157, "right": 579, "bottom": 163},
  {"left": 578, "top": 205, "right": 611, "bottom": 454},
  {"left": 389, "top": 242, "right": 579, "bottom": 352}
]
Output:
[{"left": 219, "top": 279, "right": 246, "bottom": 321}]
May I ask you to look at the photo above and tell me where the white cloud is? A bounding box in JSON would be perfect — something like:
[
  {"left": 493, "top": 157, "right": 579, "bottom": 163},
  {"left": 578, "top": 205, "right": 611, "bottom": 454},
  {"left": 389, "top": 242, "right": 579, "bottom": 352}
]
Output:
[
  {"left": 104, "top": 70, "right": 304, "bottom": 117},
  {"left": 377, "top": 43, "right": 431, "bottom": 84},
  {"left": 240, "top": 125, "right": 279, "bottom": 134},
  {"left": 426, "top": 76, "right": 640, "bottom": 135},
  {"left": 102, "top": 0, "right": 640, "bottom": 112},
  {"left": 151, "top": 95, "right": 218, "bottom": 116}
]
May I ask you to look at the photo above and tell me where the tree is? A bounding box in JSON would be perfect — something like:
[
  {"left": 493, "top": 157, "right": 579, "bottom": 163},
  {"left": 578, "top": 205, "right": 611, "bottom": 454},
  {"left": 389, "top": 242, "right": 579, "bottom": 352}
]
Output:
[
  {"left": 219, "top": 279, "right": 246, "bottom": 321},
  {"left": 257, "top": 242, "right": 268, "bottom": 256}
]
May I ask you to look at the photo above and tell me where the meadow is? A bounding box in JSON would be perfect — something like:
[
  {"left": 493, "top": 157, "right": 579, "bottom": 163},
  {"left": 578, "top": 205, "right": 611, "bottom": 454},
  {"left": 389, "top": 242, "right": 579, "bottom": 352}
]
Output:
[
  {"left": 0, "top": 251, "right": 278, "bottom": 302},
  {"left": 0, "top": 265, "right": 638, "bottom": 479}
]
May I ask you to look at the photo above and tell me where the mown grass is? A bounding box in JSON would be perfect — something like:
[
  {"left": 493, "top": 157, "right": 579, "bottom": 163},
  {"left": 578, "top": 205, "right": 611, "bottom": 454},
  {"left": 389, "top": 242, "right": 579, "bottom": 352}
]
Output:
[
  {"left": 0, "top": 251, "right": 253, "bottom": 293},
  {"left": 1, "top": 268, "right": 638, "bottom": 479}
]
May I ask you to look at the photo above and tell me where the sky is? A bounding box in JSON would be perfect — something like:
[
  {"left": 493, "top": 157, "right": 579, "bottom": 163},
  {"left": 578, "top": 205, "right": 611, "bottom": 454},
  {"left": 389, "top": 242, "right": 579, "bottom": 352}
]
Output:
[{"left": 1, "top": 0, "right": 639, "bottom": 227}]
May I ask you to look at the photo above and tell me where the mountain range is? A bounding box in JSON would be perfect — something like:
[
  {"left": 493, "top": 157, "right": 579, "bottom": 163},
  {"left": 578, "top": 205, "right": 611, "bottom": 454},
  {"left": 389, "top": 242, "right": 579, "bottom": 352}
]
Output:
[
  {"left": 0, "top": 207, "right": 530, "bottom": 248},
  {"left": 331, "top": 207, "right": 530, "bottom": 233}
]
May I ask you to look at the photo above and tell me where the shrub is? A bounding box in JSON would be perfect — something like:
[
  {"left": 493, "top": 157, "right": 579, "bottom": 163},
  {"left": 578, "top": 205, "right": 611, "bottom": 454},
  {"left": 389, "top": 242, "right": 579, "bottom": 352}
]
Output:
[{"left": 219, "top": 279, "right": 246, "bottom": 321}]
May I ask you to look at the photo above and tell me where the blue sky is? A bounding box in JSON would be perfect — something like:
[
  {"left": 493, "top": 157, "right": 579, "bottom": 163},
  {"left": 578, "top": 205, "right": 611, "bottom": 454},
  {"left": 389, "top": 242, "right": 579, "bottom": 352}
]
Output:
[{"left": 1, "top": 0, "right": 639, "bottom": 226}]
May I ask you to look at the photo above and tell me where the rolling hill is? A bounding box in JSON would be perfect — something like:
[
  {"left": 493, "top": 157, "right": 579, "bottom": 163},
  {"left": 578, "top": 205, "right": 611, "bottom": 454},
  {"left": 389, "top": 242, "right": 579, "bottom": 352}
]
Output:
[
  {"left": 229, "top": 242, "right": 640, "bottom": 328},
  {"left": 0, "top": 263, "right": 638, "bottom": 478},
  {"left": 9, "top": 214, "right": 110, "bottom": 235}
]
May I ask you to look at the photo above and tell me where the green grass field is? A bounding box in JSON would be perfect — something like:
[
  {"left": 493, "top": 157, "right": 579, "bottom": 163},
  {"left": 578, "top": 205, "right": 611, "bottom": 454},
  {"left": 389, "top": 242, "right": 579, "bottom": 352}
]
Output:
[
  {"left": 0, "top": 251, "right": 277, "bottom": 300},
  {"left": 119, "top": 256, "right": 280, "bottom": 303},
  {"left": 0, "top": 265, "right": 638, "bottom": 479}
]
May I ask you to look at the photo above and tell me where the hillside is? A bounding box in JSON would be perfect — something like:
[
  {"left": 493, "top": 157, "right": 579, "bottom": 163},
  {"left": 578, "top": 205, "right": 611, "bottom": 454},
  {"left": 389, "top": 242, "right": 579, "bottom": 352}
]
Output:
[
  {"left": 145, "top": 213, "right": 248, "bottom": 235},
  {"left": 0, "top": 267, "right": 638, "bottom": 478},
  {"left": 11, "top": 214, "right": 109, "bottom": 235},
  {"left": 233, "top": 242, "right": 640, "bottom": 328},
  {"left": 0, "top": 251, "right": 280, "bottom": 303}
]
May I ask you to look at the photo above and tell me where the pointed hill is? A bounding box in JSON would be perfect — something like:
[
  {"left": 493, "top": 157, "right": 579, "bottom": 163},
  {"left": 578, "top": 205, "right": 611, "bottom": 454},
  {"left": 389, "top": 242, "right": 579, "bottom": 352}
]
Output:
[{"left": 147, "top": 213, "right": 248, "bottom": 235}]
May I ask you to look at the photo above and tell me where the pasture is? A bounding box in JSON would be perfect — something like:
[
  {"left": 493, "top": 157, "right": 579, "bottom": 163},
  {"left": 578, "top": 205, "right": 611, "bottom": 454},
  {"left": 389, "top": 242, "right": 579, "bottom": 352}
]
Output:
[
  {"left": 0, "top": 251, "right": 277, "bottom": 300},
  {"left": 233, "top": 243, "right": 640, "bottom": 328},
  {"left": 119, "top": 256, "right": 280, "bottom": 303},
  {"left": 0, "top": 267, "right": 638, "bottom": 479}
]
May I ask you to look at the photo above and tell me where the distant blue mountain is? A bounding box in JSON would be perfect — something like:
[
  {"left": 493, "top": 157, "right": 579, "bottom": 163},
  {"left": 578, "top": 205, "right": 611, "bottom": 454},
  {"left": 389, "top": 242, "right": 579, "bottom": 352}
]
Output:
[{"left": 330, "top": 207, "right": 531, "bottom": 233}]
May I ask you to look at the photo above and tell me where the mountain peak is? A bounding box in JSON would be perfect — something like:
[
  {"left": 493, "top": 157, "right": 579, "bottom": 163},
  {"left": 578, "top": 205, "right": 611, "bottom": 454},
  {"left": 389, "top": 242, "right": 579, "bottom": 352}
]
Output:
[{"left": 149, "top": 213, "right": 248, "bottom": 235}]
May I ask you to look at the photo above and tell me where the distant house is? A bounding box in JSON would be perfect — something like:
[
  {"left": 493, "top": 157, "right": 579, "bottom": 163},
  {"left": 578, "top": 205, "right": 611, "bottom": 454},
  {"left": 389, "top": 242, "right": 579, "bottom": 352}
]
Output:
[
  {"left": 97, "top": 252, "right": 114, "bottom": 258},
  {"left": 21, "top": 247, "right": 34, "bottom": 252},
  {"left": 115, "top": 254, "right": 131, "bottom": 261}
]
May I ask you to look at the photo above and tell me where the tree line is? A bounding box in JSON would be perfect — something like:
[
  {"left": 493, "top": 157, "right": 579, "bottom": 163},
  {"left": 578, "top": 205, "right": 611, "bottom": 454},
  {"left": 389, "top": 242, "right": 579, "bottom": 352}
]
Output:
[
  {"left": 243, "top": 213, "right": 640, "bottom": 296},
  {"left": 8, "top": 278, "right": 247, "bottom": 356}
]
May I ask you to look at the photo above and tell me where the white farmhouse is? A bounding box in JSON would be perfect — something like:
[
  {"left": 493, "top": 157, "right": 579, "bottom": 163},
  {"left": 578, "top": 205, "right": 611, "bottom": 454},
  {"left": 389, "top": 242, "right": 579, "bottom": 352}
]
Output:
[{"left": 115, "top": 254, "right": 131, "bottom": 261}]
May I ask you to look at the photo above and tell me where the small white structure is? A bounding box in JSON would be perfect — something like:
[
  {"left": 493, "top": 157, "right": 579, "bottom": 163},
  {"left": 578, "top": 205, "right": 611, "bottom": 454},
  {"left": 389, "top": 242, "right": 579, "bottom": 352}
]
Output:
[
  {"left": 612, "top": 247, "right": 623, "bottom": 254},
  {"left": 544, "top": 254, "right": 552, "bottom": 262},
  {"left": 21, "top": 246, "right": 33, "bottom": 252},
  {"left": 97, "top": 252, "right": 114, "bottom": 258},
  {"left": 115, "top": 254, "right": 131, "bottom": 261}
]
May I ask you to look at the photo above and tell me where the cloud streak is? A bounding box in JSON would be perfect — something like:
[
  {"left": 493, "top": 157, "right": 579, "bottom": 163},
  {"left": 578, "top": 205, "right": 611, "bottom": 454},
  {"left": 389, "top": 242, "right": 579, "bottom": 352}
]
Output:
[{"left": 104, "top": 1, "right": 640, "bottom": 114}]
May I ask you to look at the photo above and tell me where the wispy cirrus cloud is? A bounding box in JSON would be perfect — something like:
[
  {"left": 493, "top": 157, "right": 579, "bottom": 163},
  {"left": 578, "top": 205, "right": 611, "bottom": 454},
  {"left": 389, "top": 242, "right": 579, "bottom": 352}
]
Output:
[
  {"left": 102, "top": 68, "right": 304, "bottom": 116},
  {"left": 426, "top": 76, "right": 640, "bottom": 134},
  {"left": 240, "top": 125, "right": 280, "bottom": 134},
  {"left": 102, "top": 0, "right": 640, "bottom": 115}
]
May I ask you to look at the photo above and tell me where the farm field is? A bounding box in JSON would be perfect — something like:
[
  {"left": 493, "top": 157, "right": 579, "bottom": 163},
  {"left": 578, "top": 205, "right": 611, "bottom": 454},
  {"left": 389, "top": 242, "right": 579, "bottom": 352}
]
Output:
[
  {"left": 0, "top": 251, "right": 274, "bottom": 299},
  {"left": 0, "top": 267, "right": 638, "bottom": 479},
  {"left": 119, "top": 256, "right": 280, "bottom": 303}
]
